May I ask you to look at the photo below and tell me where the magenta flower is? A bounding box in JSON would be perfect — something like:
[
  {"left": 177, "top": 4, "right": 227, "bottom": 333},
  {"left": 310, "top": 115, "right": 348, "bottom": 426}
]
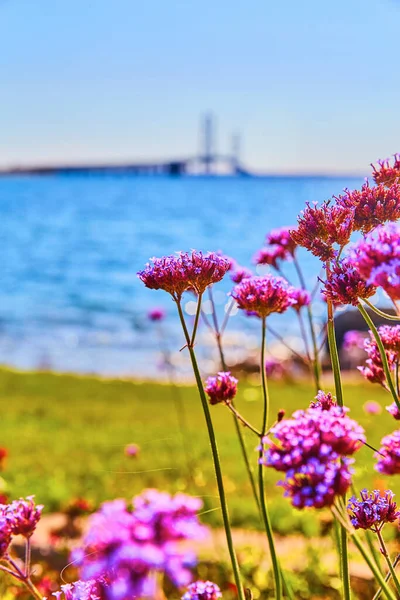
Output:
[
  {"left": 125, "top": 443, "right": 140, "bottom": 458},
  {"left": 265, "top": 358, "right": 285, "bottom": 380},
  {"left": 290, "top": 288, "right": 311, "bottom": 312},
  {"left": 261, "top": 407, "right": 365, "bottom": 472},
  {"left": 278, "top": 456, "right": 353, "bottom": 509},
  {"left": 291, "top": 202, "right": 354, "bottom": 261},
  {"left": 375, "top": 430, "right": 400, "bottom": 475},
  {"left": 8, "top": 496, "right": 43, "bottom": 538},
  {"left": 0, "top": 517, "right": 12, "bottom": 557},
  {"left": 358, "top": 360, "right": 386, "bottom": 386},
  {"left": 310, "top": 390, "right": 337, "bottom": 410},
  {"left": 182, "top": 580, "right": 222, "bottom": 600},
  {"left": 343, "top": 330, "right": 366, "bottom": 351},
  {"left": 372, "top": 154, "right": 400, "bottom": 187},
  {"left": 321, "top": 259, "right": 376, "bottom": 306},
  {"left": 358, "top": 325, "right": 400, "bottom": 387},
  {"left": 337, "top": 181, "right": 400, "bottom": 233},
  {"left": 347, "top": 489, "right": 400, "bottom": 530},
  {"left": 138, "top": 251, "right": 230, "bottom": 299},
  {"left": 386, "top": 402, "right": 400, "bottom": 420},
  {"left": 230, "top": 266, "right": 252, "bottom": 284},
  {"left": 266, "top": 226, "right": 298, "bottom": 257},
  {"left": 148, "top": 308, "right": 165, "bottom": 322},
  {"left": 205, "top": 372, "right": 238, "bottom": 405},
  {"left": 253, "top": 245, "right": 288, "bottom": 268},
  {"left": 231, "top": 275, "right": 295, "bottom": 319},
  {"left": 363, "top": 401, "right": 382, "bottom": 415}
]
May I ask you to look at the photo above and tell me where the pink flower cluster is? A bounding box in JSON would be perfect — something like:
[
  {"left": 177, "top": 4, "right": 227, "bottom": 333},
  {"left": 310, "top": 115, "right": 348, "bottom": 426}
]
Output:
[
  {"left": 254, "top": 226, "right": 297, "bottom": 268},
  {"left": 182, "top": 580, "right": 222, "bottom": 600},
  {"left": 375, "top": 430, "right": 400, "bottom": 475},
  {"left": 0, "top": 496, "right": 43, "bottom": 557},
  {"left": 347, "top": 489, "right": 400, "bottom": 531},
  {"left": 73, "top": 489, "right": 206, "bottom": 600},
  {"left": 358, "top": 324, "right": 400, "bottom": 388},
  {"left": 309, "top": 390, "right": 337, "bottom": 410},
  {"left": 291, "top": 202, "right": 354, "bottom": 261},
  {"left": 231, "top": 275, "right": 295, "bottom": 319},
  {"left": 321, "top": 259, "right": 376, "bottom": 306},
  {"left": 205, "top": 372, "right": 238, "bottom": 405},
  {"left": 372, "top": 154, "right": 400, "bottom": 186},
  {"left": 138, "top": 251, "right": 230, "bottom": 299},
  {"left": 51, "top": 580, "right": 102, "bottom": 600},
  {"left": 261, "top": 406, "right": 365, "bottom": 508}
]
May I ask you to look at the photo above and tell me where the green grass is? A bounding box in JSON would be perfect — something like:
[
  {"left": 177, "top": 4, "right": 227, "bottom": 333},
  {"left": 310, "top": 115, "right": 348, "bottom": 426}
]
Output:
[{"left": 0, "top": 367, "right": 398, "bottom": 534}]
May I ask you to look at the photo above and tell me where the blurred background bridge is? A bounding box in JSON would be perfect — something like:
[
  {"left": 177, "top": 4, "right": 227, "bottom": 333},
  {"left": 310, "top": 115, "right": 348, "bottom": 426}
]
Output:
[{"left": 1, "top": 114, "right": 251, "bottom": 177}]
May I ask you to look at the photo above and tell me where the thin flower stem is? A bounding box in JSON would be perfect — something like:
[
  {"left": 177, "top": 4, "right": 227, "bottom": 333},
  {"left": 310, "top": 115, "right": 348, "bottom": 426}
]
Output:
[
  {"left": 175, "top": 298, "right": 246, "bottom": 600},
  {"left": 220, "top": 298, "right": 235, "bottom": 336},
  {"left": 358, "top": 302, "right": 400, "bottom": 410},
  {"left": 225, "top": 402, "right": 262, "bottom": 437},
  {"left": 293, "top": 256, "right": 321, "bottom": 391},
  {"left": 0, "top": 564, "right": 23, "bottom": 580},
  {"left": 325, "top": 263, "right": 350, "bottom": 600},
  {"left": 266, "top": 324, "right": 308, "bottom": 365},
  {"left": 363, "top": 298, "right": 400, "bottom": 321},
  {"left": 296, "top": 311, "right": 312, "bottom": 362},
  {"left": 5, "top": 556, "right": 43, "bottom": 600},
  {"left": 258, "top": 318, "right": 283, "bottom": 600},
  {"left": 190, "top": 293, "right": 203, "bottom": 347},
  {"left": 25, "top": 538, "right": 31, "bottom": 578},
  {"left": 375, "top": 528, "right": 400, "bottom": 597},
  {"left": 373, "top": 555, "right": 400, "bottom": 600},
  {"left": 207, "top": 289, "right": 261, "bottom": 513},
  {"left": 351, "top": 534, "right": 397, "bottom": 600}
]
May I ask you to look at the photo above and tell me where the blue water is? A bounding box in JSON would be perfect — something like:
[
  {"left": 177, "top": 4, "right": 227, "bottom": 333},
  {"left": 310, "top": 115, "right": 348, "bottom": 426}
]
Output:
[{"left": 0, "top": 174, "right": 363, "bottom": 377}]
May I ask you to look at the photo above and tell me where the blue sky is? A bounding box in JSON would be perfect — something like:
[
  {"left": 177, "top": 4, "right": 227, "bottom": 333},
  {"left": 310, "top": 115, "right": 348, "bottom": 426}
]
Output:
[{"left": 1, "top": 0, "right": 400, "bottom": 173}]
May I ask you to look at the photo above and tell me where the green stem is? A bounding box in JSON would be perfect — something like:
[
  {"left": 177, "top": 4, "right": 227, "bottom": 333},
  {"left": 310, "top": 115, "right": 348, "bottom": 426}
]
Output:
[
  {"left": 363, "top": 298, "right": 400, "bottom": 321},
  {"left": 190, "top": 292, "right": 203, "bottom": 346},
  {"left": 6, "top": 556, "right": 43, "bottom": 600},
  {"left": 207, "top": 290, "right": 261, "bottom": 514},
  {"left": 358, "top": 302, "right": 400, "bottom": 411},
  {"left": 376, "top": 528, "right": 400, "bottom": 597},
  {"left": 176, "top": 299, "right": 246, "bottom": 600},
  {"left": 293, "top": 256, "right": 321, "bottom": 392},
  {"left": 258, "top": 318, "right": 283, "bottom": 600},
  {"left": 373, "top": 555, "right": 400, "bottom": 600},
  {"left": 225, "top": 402, "right": 262, "bottom": 437},
  {"left": 351, "top": 535, "right": 397, "bottom": 600}
]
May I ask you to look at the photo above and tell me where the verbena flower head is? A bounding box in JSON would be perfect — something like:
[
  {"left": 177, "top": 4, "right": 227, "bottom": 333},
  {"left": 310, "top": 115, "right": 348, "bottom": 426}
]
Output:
[
  {"left": 265, "top": 358, "right": 285, "bottom": 380},
  {"left": 347, "top": 489, "right": 400, "bottom": 530},
  {"left": 182, "top": 580, "right": 222, "bottom": 600},
  {"left": 74, "top": 490, "right": 206, "bottom": 599},
  {"left": 266, "top": 226, "right": 298, "bottom": 257},
  {"left": 291, "top": 202, "right": 354, "bottom": 261},
  {"left": 52, "top": 580, "right": 102, "bottom": 600},
  {"left": 343, "top": 330, "right": 366, "bottom": 351},
  {"left": 375, "top": 430, "right": 400, "bottom": 475},
  {"left": 0, "top": 517, "right": 12, "bottom": 557},
  {"left": 351, "top": 223, "right": 400, "bottom": 300},
  {"left": 148, "top": 308, "right": 165, "bottom": 322},
  {"left": 205, "top": 372, "right": 238, "bottom": 405},
  {"left": 321, "top": 259, "right": 377, "bottom": 306},
  {"left": 138, "top": 251, "right": 230, "bottom": 299},
  {"left": 358, "top": 325, "right": 400, "bottom": 387},
  {"left": 372, "top": 154, "right": 400, "bottom": 186},
  {"left": 253, "top": 245, "right": 288, "bottom": 269},
  {"left": 231, "top": 275, "right": 295, "bottom": 318},
  {"left": 337, "top": 181, "right": 400, "bottom": 233},
  {"left": 261, "top": 406, "right": 365, "bottom": 472},
  {"left": 290, "top": 288, "right": 311, "bottom": 312},
  {"left": 310, "top": 390, "right": 337, "bottom": 410},
  {"left": 363, "top": 401, "right": 382, "bottom": 415},
  {"left": 8, "top": 496, "right": 43, "bottom": 538},
  {"left": 230, "top": 266, "right": 252, "bottom": 284},
  {"left": 278, "top": 456, "right": 353, "bottom": 509},
  {"left": 386, "top": 402, "right": 400, "bottom": 420}
]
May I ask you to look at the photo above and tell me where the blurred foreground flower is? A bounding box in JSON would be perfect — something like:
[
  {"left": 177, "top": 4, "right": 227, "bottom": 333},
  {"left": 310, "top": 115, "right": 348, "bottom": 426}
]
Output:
[
  {"left": 182, "top": 580, "right": 222, "bottom": 600},
  {"left": 124, "top": 443, "right": 140, "bottom": 458},
  {"left": 375, "top": 430, "right": 400, "bottom": 475},
  {"left": 363, "top": 401, "right": 382, "bottom": 415}
]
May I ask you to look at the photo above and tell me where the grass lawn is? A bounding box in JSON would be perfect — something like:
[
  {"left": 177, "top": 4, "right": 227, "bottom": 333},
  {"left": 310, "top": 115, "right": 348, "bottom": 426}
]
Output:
[{"left": 0, "top": 367, "right": 398, "bottom": 535}]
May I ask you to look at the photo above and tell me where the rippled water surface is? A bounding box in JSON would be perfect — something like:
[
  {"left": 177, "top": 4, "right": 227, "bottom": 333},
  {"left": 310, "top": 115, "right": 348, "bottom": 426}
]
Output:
[{"left": 0, "top": 174, "right": 362, "bottom": 377}]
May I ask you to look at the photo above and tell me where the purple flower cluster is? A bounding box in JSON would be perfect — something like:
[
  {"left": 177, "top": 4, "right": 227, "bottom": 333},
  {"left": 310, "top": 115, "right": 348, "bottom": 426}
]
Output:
[
  {"left": 51, "top": 580, "right": 102, "bottom": 600},
  {"left": 358, "top": 324, "right": 400, "bottom": 388},
  {"left": 0, "top": 496, "right": 43, "bottom": 557},
  {"left": 266, "top": 226, "right": 298, "bottom": 257},
  {"left": 254, "top": 226, "right": 297, "bottom": 268},
  {"left": 375, "top": 430, "right": 400, "bottom": 475},
  {"left": 182, "top": 580, "right": 222, "bottom": 600},
  {"left": 336, "top": 181, "right": 400, "bottom": 234},
  {"left": 321, "top": 259, "right": 376, "bottom": 306},
  {"left": 343, "top": 330, "right": 366, "bottom": 351},
  {"left": 386, "top": 402, "right": 400, "bottom": 420},
  {"left": 261, "top": 406, "right": 365, "bottom": 508},
  {"left": 351, "top": 223, "right": 400, "bottom": 301},
  {"left": 205, "top": 372, "right": 238, "bottom": 405},
  {"left": 74, "top": 489, "right": 206, "bottom": 600},
  {"left": 291, "top": 202, "right": 354, "bottom": 261},
  {"left": 231, "top": 275, "right": 295, "bottom": 319},
  {"left": 265, "top": 358, "right": 285, "bottom": 380},
  {"left": 290, "top": 288, "right": 311, "bottom": 312},
  {"left": 347, "top": 489, "right": 400, "bottom": 531},
  {"left": 372, "top": 154, "right": 400, "bottom": 186},
  {"left": 138, "top": 251, "right": 230, "bottom": 299},
  {"left": 230, "top": 266, "right": 252, "bottom": 284}
]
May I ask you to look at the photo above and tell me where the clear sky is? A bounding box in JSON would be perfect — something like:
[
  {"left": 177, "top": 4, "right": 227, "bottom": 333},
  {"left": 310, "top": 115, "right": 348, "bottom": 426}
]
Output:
[{"left": 1, "top": 0, "right": 400, "bottom": 174}]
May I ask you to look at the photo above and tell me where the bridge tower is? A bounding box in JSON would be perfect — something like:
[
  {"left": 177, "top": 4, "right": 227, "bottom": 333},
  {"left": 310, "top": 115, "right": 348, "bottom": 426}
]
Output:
[
  {"left": 231, "top": 133, "right": 241, "bottom": 173},
  {"left": 200, "top": 113, "right": 216, "bottom": 174}
]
